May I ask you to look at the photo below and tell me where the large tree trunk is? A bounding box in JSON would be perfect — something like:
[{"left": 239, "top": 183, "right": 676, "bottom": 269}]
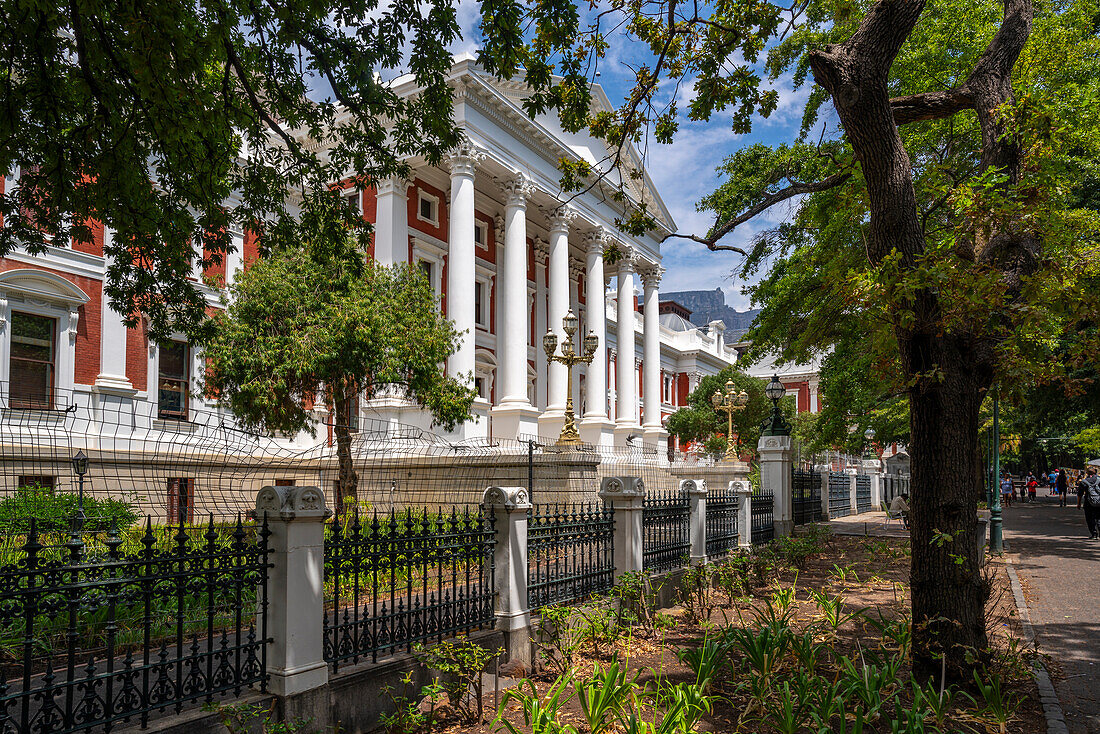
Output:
[{"left": 902, "top": 330, "right": 993, "bottom": 678}]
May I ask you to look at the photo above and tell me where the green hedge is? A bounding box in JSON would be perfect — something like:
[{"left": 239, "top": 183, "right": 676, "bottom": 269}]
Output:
[{"left": 0, "top": 485, "right": 139, "bottom": 534}]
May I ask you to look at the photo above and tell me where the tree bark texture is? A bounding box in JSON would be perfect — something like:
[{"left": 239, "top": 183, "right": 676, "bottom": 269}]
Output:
[
  {"left": 334, "top": 389, "right": 359, "bottom": 511},
  {"left": 804, "top": 0, "right": 1033, "bottom": 678}
]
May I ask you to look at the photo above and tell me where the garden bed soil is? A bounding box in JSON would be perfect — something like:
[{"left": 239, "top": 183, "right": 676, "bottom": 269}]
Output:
[{"left": 413, "top": 533, "right": 1045, "bottom": 734}]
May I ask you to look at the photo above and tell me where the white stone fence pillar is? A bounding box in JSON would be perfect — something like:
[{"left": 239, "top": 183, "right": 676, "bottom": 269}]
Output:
[
  {"left": 681, "top": 479, "right": 707, "bottom": 564},
  {"left": 733, "top": 480, "right": 753, "bottom": 549},
  {"left": 817, "top": 468, "right": 831, "bottom": 520},
  {"left": 758, "top": 434, "right": 794, "bottom": 537},
  {"left": 482, "top": 486, "right": 532, "bottom": 665},
  {"left": 600, "top": 476, "right": 645, "bottom": 579},
  {"left": 253, "top": 485, "right": 331, "bottom": 698},
  {"left": 848, "top": 469, "right": 859, "bottom": 515},
  {"left": 863, "top": 459, "right": 883, "bottom": 509}
]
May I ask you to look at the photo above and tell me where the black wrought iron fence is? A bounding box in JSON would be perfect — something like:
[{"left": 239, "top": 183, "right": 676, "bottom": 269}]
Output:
[
  {"left": 856, "top": 474, "right": 872, "bottom": 513},
  {"left": 751, "top": 485, "right": 775, "bottom": 544},
  {"left": 792, "top": 469, "right": 822, "bottom": 525},
  {"left": 0, "top": 514, "right": 270, "bottom": 734},
  {"left": 322, "top": 507, "right": 495, "bottom": 673},
  {"left": 527, "top": 503, "right": 614, "bottom": 609},
  {"left": 705, "top": 486, "right": 738, "bottom": 558},
  {"left": 829, "top": 472, "right": 851, "bottom": 518},
  {"left": 642, "top": 490, "right": 690, "bottom": 574}
]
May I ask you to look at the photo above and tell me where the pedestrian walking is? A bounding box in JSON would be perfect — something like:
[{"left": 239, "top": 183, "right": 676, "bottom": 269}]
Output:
[
  {"left": 1000, "top": 475, "right": 1014, "bottom": 508},
  {"left": 1057, "top": 469, "right": 1069, "bottom": 507},
  {"left": 1076, "top": 466, "right": 1100, "bottom": 539},
  {"left": 1048, "top": 470, "right": 1057, "bottom": 496},
  {"left": 1027, "top": 474, "right": 1038, "bottom": 503}
]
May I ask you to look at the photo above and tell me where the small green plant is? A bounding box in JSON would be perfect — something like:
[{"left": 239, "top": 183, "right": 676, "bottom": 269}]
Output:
[
  {"left": 909, "top": 678, "right": 955, "bottom": 731},
  {"left": 653, "top": 611, "right": 677, "bottom": 630},
  {"left": 377, "top": 672, "right": 443, "bottom": 734},
  {"left": 714, "top": 552, "right": 753, "bottom": 600},
  {"left": 415, "top": 637, "right": 500, "bottom": 723},
  {"left": 725, "top": 622, "right": 791, "bottom": 683},
  {"left": 496, "top": 675, "right": 578, "bottom": 734},
  {"left": 963, "top": 668, "right": 1020, "bottom": 733},
  {"left": 677, "top": 564, "right": 716, "bottom": 623},
  {"left": 675, "top": 632, "right": 730, "bottom": 693},
  {"left": 808, "top": 589, "right": 866, "bottom": 639},
  {"left": 534, "top": 606, "right": 587, "bottom": 677},
  {"left": 577, "top": 659, "right": 637, "bottom": 734},
  {"left": 610, "top": 572, "right": 662, "bottom": 630},
  {"left": 208, "top": 701, "right": 314, "bottom": 734},
  {"left": 829, "top": 563, "right": 861, "bottom": 584}
]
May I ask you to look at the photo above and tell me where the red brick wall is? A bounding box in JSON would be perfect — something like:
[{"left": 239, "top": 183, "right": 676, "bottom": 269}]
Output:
[{"left": 126, "top": 321, "right": 148, "bottom": 391}]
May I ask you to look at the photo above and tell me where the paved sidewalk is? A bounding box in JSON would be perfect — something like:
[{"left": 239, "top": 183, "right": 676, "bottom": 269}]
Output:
[
  {"left": 826, "top": 510, "right": 909, "bottom": 538},
  {"left": 1003, "top": 495, "right": 1100, "bottom": 734}
]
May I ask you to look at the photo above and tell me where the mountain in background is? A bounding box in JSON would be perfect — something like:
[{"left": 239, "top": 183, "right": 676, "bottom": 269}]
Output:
[{"left": 659, "top": 288, "right": 760, "bottom": 340}]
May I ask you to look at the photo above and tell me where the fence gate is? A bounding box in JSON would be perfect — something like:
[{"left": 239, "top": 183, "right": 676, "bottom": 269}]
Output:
[
  {"left": 856, "top": 474, "right": 872, "bottom": 513},
  {"left": 792, "top": 469, "right": 822, "bottom": 524}
]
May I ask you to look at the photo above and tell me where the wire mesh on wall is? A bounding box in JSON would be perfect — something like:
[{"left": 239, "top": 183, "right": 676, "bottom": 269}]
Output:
[{"left": 0, "top": 383, "right": 682, "bottom": 525}]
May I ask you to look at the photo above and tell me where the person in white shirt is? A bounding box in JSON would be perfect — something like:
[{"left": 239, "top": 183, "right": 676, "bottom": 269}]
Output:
[{"left": 889, "top": 493, "right": 910, "bottom": 528}]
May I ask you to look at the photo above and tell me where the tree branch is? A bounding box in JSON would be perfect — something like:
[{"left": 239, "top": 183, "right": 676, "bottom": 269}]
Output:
[
  {"left": 891, "top": 89, "right": 975, "bottom": 125},
  {"left": 662, "top": 170, "right": 852, "bottom": 250}
]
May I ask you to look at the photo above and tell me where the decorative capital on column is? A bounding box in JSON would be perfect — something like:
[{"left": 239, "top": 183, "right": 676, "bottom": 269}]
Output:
[
  {"left": 502, "top": 173, "right": 535, "bottom": 208},
  {"left": 549, "top": 205, "right": 579, "bottom": 233},
  {"left": 599, "top": 476, "right": 645, "bottom": 501},
  {"left": 680, "top": 479, "right": 708, "bottom": 496},
  {"left": 376, "top": 175, "right": 413, "bottom": 197},
  {"left": 533, "top": 236, "right": 550, "bottom": 261},
  {"left": 634, "top": 356, "right": 643, "bottom": 370},
  {"left": 615, "top": 245, "right": 637, "bottom": 274},
  {"left": 569, "top": 256, "right": 585, "bottom": 280},
  {"left": 583, "top": 228, "right": 609, "bottom": 255},
  {"left": 608, "top": 348, "right": 617, "bottom": 360},
  {"left": 638, "top": 262, "right": 665, "bottom": 288},
  {"left": 482, "top": 485, "right": 531, "bottom": 511},
  {"left": 444, "top": 133, "right": 486, "bottom": 177},
  {"left": 253, "top": 485, "right": 332, "bottom": 521}
]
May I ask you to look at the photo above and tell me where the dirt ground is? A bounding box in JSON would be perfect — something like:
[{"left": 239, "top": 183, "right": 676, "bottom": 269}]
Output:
[{"left": 411, "top": 534, "right": 1044, "bottom": 734}]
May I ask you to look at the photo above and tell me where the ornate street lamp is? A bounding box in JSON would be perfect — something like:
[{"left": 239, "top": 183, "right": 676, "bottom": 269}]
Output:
[
  {"left": 864, "top": 426, "right": 877, "bottom": 459},
  {"left": 544, "top": 309, "right": 598, "bottom": 448},
  {"left": 71, "top": 449, "right": 89, "bottom": 532},
  {"left": 710, "top": 379, "right": 749, "bottom": 463},
  {"left": 761, "top": 374, "right": 790, "bottom": 436}
]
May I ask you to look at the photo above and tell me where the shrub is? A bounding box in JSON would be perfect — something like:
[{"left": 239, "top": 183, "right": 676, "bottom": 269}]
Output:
[
  {"left": 0, "top": 485, "right": 138, "bottom": 534},
  {"left": 677, "top": 564, "right": 716, "bottom": 623},
  {"left": 415, "top": 637, "right": 500, "bottom": 723}
]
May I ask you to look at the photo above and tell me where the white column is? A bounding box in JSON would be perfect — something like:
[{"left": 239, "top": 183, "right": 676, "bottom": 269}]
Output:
[
  {"left": 640, "top": 264, "right": 665, "bottom": 440},
  {"left": 538, "top": 206, "right": 576, "bottom": 439},
  {"left": 444, "top": 137, "right": 484, "bottom": 388},
  {"left": 492, "top": 175, "right": 540, "bottom": 439},
  {"left": 374, "top": 175, "right": 411, "bottom": 266},
  {"left": 534, "top": 239, "right": 549, "bottom": 409},
  {"left": 482, "top": 486, "right": 533, "bottom": 666},
  {"left": 599, "top": 476, "right": 645, "bottom": 580},
  {"left": 733, "top": 480, "right": 753, "bottom": 549},
  {"left": 94, "top": 229, "right": 135, "bottom": 394},
  {"left": 579, "top": 230, "right": 612, "bottom": 445},
  {"left": 253, "top": 485, "right": 330, "bottom": 698},
  {"left": 614, "top": 252, "right": 638, "bottom": 444},
  {"left": 758, "top": 434, "right": 794, "bottom": 537},
  {"left": 569, "top": 255, "right": 584, "bottom": 412},
  {"left": 683, "top": 479, "right": 708, "bottom": 564},
  {"left": 224, "top": 229, "right": 244, "bottom": 288}
]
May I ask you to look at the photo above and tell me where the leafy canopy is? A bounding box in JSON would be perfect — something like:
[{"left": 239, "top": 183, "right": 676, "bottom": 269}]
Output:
[{"left": 201, "top": 246, "right": 475, "bottom": 436}]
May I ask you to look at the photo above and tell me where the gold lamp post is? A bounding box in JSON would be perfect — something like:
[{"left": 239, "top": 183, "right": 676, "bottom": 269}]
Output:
[
  {"left": 544, "top": 309, "right": 598, "bottom": 448},
  {"left": 710, "top": 380, "right": 749, "bottom": 463}
]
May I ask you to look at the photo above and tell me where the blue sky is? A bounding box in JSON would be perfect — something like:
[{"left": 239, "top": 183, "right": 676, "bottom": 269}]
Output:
[{"left": 449, "top": 1, "right": 823, "bottom": 312}]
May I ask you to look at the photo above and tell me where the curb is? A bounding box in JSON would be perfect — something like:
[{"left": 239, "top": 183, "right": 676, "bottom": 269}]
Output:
[{"left": 1004, "top": 558, "right": 1070, "bottom": 734}]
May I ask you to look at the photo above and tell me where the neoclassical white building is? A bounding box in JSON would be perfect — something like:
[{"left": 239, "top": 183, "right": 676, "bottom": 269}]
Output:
[{"left": 0, "top": 55, "right": 739, "bottom": 457}]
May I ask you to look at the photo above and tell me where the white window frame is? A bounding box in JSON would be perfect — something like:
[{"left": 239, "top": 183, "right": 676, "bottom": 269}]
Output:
[
  {"left": 474, "top": 348, "right": 496, "bottom": 402},
  {"left": 416, "top": 190, "right": 440, "bottom": 227},
  {"left": 411, "top": 236, "right": 445, "bottom": 302},
  {"left": 474, "top": 279, "right": 489, "bottom": 330},
  {"left": 0, "top": 269, "right": 88, "bottom": 408},
  {"left": 344, "top": 188, "right": 362, "bottom": 217},
  {"left": 148, "top": 331, "right": 204, "bottom": 424},
  {"left": 474, "top": 220, "right": 489, "bottom": 251}
]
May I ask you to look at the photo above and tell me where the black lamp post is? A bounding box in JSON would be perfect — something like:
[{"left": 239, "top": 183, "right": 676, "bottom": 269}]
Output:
[
  {"left": 863, "top": 426, "right": 876, "bottom": 460},
  {"left": 71, "top": 450, "right": 88, "bottom": 532},
  {"left": 761, "top": 374, "right": 790, "bottom": 436}
]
